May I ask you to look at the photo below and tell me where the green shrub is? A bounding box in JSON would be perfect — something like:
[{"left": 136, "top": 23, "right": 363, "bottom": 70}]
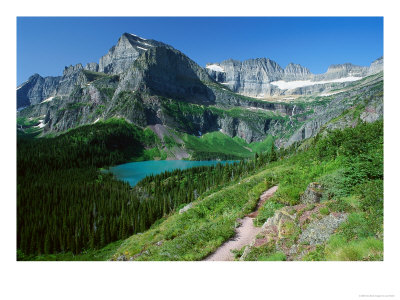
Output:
[
  {"left": 319, "top": 206, "right": 330, "bottom": 216},
  {"left": 256, "top": 200, "right": 284, "bottom": 224},
  {"left": 337, "top": 213, "right": 376, "bottom": 241},
  {"left": 302, "top": 244, "right": 326, "bottom": 261},
  {"left": 354, "top": 180, "right": 383, "bottom": 213}
]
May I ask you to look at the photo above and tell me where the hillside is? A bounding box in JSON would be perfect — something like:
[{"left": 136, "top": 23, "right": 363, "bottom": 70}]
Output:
[
  {"left": 107, "top": 119, "right": 382, "bottom": 261},
  {"left": 16, "top": 32, "right": 384, "bottom": 261},
  {"left": 18, "top": 114, "right": 383, "bottom": 261}
]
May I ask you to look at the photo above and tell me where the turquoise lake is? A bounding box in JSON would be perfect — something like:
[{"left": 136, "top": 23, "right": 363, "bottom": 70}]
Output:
[{"left": 107, "top": 160, "right": 237, "bottom": 187}]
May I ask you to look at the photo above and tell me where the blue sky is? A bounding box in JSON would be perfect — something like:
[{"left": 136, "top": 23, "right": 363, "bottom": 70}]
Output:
[{"left": 17, "top": 17, "right": 383, "bottom": 85}]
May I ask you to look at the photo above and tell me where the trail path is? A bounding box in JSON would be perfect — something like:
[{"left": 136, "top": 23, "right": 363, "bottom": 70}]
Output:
[{"left": 204, "top": 185, "right": 278, "bottom": 261}]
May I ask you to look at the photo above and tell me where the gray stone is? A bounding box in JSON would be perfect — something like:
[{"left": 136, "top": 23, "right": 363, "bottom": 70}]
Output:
[
  {"left": 300, "top": 183, "right": 323, "bottom": 204},
  {"left": 84, "top": 62, "right": 99, "bottom": 72},
  {"left": 298, "top": 213, "right": 347, "bottom": 245},
  {"left": 367, "top": 57, "right": 383, "bottom": 76},
  {"left": 116, "top": 255, "right": 128, "bottom": 261}
]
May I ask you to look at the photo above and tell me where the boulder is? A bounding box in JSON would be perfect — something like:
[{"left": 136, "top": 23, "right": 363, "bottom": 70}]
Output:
[
  {"left": 300, "top": 182, "right": 323, "bottom": 204},
  {"left": 298, "top": 213, "right": 347, "bottom": 246}
]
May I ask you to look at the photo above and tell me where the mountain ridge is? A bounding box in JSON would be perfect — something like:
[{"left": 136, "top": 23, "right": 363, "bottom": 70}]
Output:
[
  {"left": 17, "top": 33, "right": 383, "bottom": 149},
  {"left": 206, "top": 56, "right": 382, "bottom": 97}
]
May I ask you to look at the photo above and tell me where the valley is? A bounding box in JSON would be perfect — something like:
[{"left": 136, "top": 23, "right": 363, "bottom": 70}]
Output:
[{"left": 16, "top": 32, "right": 383, "bottom": 261}]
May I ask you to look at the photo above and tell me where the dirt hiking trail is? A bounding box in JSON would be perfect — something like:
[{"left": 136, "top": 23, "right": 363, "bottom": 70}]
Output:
[{"left": 204, "top": 185, "right": 278, "bottom": 261}]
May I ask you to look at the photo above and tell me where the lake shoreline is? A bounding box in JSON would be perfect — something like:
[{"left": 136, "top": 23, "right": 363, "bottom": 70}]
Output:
[{"left": 106, "top": 160, "right": 238, "bottom": 187}]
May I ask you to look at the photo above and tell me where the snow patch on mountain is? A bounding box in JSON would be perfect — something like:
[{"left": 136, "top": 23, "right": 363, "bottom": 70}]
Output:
[
  {"left": 138, "top": 40, "right": 153, "bottom": 47},
  {"left": 206, "top": 64, "right": 225, "bottom": 72},
  {"left": 41, "top": 96, "right": 54, "bottom": 103},
  {"left": 270, "top": 76, "right": 363, "bottom": 90},
  {"left": 35, "top": 119, "right": 46, "bottom": 128},
  {"left": 129, "top": 33, "right": 147, "bottom": 40}
]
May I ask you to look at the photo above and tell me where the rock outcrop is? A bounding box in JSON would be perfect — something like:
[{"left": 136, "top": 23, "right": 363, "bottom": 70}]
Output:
[
  {"left": 56, "top": 64, "right": 87, "bottom": 96},
  {"left": 300, "top": 182, "right": 323, "bottom": 204},
  {"left": 84, "top": 62, "right": 99, "bottom": 72},
  {"left": 367, "top": 56, "right": 384, "bottom": 75},
  {"left": 284, "top": 63, "right": 311, "bottom": 81},
  {"left": 298, "top": 213, "right": 348, "bottom": 246},
  {"left": 242, "top": 197, "right": 348, "bottom": 260}
]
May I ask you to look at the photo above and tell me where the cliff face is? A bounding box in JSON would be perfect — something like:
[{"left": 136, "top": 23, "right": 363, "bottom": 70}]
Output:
[
  {"left": 284, "top": 63, "right": 311, "bottom": 81},
  {"left": 314, "top": 63, "right": 368, "bottom": 81},
  {"left": 367, "top": 57, "right": 384, "bottom": 75},
  {"left": 17, "top": 74, "right": 61, "bottom": 108},
  {"left": 284, "top": 72, "right": 384, "bottom": 148},
  {"left": 116, "top": 46, "right": 215, "bottom": 104},
  {"left": 206, "top": 58, "right": 284, "bottom": 97},
  {"left": 98, "top": 33, "right": 171, "bottom": 74},
  {"left": 17, "top": 64, "right": 88, "bottom": 108},
  {"left": 206, "top": 57, "right": 383, "bottom": 98}
]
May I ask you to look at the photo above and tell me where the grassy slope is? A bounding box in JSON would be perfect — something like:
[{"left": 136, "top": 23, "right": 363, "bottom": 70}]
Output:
[
  {"left": 110, "top": 120, "right": 383, "bottom": 261},
  {"left": 112, "top": 169, "right": 272, "bottom": 260},
  {"left": 182, "top": 131, "right": 274, "bottom": 160}
]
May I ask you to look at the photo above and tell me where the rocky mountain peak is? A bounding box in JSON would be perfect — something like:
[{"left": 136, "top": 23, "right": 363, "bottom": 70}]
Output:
[
  {"left": 327, "top": 63, "right": 360, "bottom": 72},
  {"left": 63, "top": 64, "right": 83, "bottom": 76},
  {"left": 84, "top": 62, "right": 99, "bottom": 72},
  {"left": 117, "top": 45, "right": 214, "bottom": 103},
  {"left": 284, "top": 63, "right": 311, "bottom": 74},
  {"left": 98, "top": 33, "right": 172, "bottom": 75},
  {"left": 98, "top": 33, "right": 149, "bottom": 74},
  {"left": 283, "top": 63, "right": 311, "bottom": 80},
  {"left": 368, "top": 56, "right": 383, "bottom": 75}
]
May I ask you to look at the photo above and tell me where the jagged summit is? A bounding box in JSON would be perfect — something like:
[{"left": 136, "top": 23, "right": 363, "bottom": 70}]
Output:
[
  {"left": 17, "top": 31, "right": 384, "bottom": 109},
  {"left": 125, "top": 32, "right": 147, "bottom": 40},
  {"left": 98, "top": 32, "right": 169, "bottom": 74},
  {"left": 206, "top": 56, "right": 383, "bottom": 97}
]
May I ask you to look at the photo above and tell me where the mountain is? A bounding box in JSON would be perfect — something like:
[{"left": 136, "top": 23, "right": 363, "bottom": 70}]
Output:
[
  {"left": 206, "top": 57, "right": 383, "bottom": 97},
  {"left": 17, "top": 74, "right": 60, "bottom": 108},
  {"left": 98, "top": 33, "right": 173, "bottom": 74},
  {"left": 17, "top": 32, "right": 383, "bottom": 148}
]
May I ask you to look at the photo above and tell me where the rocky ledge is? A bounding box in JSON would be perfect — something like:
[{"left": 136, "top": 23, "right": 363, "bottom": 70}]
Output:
[{"left": 240, "top": 183, "right": 348, "bottom": 261}]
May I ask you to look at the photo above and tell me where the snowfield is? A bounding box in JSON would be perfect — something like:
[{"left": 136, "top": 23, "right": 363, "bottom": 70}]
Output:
[
  {"left": 206, "top": 64, "right": 225, "bottom": 72},
  {"left": 270, "top": 76, "right": 363, "bottom": 90},
  {"left": 41, "top": 96, "right": 54, "bottom": 103}
]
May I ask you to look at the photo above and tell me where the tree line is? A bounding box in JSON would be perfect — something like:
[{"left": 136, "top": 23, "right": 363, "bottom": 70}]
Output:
[{"left": 17, "top": 119, "right": 279, "bottom": 257}]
